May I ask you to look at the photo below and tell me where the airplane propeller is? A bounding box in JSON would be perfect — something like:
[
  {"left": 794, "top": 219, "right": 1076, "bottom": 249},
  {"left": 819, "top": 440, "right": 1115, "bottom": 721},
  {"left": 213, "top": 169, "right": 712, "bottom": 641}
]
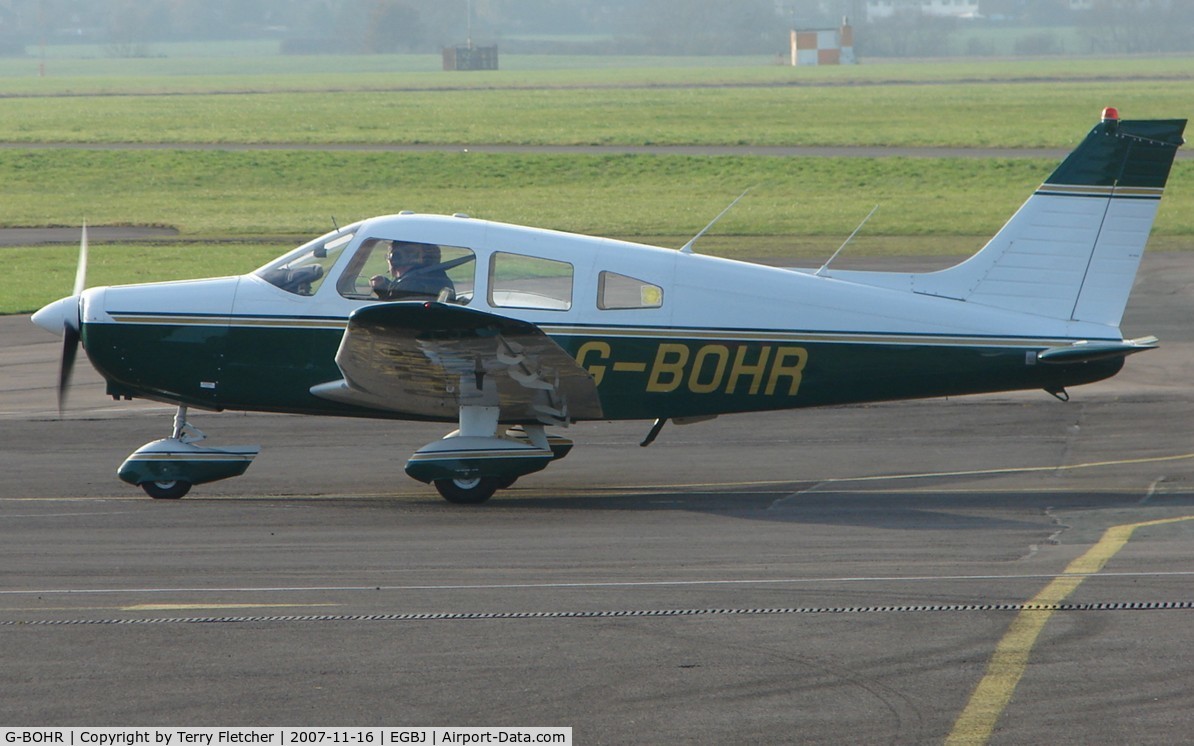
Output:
[
  {"left": 73, "top": 221, "right": 89, "bottom": 297},
  {"left": 57, "top": 318, "right": 80, "bottom": 413},
  {"left": 30, "top": 223, "right": 90, "bottom": 413},
  {"left": 55, "top": 224, "right": 88, "bottom": 413}
]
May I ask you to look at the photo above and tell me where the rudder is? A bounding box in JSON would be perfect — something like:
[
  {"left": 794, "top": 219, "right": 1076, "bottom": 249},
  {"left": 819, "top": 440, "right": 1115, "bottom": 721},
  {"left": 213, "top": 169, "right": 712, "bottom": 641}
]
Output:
[{"left": 914, "top": 110, "right": 1185, "bottom": 326}]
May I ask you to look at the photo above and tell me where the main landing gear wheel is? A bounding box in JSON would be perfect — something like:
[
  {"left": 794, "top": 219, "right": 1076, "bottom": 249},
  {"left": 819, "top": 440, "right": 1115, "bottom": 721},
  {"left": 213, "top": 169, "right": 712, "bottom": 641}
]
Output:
[
  {"left": 434, "top": 477, "right": 500, "bottom": 504},
  {"left": 141, "top": 480, "right": 191, "bottom": 500}
]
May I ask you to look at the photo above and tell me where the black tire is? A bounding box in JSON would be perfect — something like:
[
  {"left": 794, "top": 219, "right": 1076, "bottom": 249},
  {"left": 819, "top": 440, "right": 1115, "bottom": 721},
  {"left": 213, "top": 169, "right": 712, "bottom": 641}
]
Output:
[
  {"left": 141, "top": 480, "right": 191, "bottom": 499},
  {"left": 434, "top": 477, "right": 499, "bottom": 504}
]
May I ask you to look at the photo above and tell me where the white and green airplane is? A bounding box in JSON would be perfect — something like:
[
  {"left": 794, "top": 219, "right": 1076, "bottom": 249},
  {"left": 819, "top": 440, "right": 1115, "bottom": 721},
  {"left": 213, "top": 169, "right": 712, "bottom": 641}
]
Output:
[{"left": 32, "top": 109, "right": 1186, "bottom": 504}]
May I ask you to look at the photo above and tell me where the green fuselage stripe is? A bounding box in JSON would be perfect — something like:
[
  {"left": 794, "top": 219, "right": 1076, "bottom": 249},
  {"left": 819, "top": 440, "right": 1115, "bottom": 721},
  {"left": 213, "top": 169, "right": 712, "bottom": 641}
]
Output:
[{"left": 83, "top": 319, "right": 1123, "bottom": 422}]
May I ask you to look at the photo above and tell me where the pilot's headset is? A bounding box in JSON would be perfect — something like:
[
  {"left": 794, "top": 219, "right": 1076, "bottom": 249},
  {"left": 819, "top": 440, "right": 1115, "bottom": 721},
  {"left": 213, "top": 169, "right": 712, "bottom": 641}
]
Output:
[{"left": 388, "top": 241, "right": 438, "bottom": 272}]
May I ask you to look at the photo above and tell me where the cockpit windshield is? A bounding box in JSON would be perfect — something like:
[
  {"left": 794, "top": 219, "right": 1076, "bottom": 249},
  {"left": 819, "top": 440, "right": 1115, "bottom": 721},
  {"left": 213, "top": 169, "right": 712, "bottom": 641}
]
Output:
[{"left": 254, "top": 225, "right": 359, "bottom": 296}]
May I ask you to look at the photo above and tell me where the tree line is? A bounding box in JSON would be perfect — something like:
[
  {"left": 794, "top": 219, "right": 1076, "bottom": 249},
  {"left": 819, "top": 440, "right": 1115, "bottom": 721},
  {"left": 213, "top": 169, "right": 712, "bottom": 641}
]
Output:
[{"left": 0, "top": 0, "right": 1189, "bottom": 56}]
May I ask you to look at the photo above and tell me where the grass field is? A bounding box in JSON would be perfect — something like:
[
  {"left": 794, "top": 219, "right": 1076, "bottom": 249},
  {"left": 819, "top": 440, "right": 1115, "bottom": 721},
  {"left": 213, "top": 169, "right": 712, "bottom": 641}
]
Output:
[
  {"left": 2, "top": 52, "right": 1191, "bottom": 314},
  {"left": 2, "top": 51, "right": 1191, "bottom": 93},
  {"left": 5, "top": 149, "right": 1191, "bottom": 237},
  {"left": 1, "top": 81, "right": 1190, "bottom": 147},
  {"left": 2, "top": 54, "right": 1191, "bottom": 148}
]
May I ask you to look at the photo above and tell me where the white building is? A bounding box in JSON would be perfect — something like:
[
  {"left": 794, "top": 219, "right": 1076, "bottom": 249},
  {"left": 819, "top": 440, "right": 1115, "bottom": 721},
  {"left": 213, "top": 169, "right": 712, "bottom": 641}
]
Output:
[
  {"left": 865, "top": 0, "right": 981, "bottom": 20},
  {"left": 790, "top": 21, "right": 856, "bottom": 65}
]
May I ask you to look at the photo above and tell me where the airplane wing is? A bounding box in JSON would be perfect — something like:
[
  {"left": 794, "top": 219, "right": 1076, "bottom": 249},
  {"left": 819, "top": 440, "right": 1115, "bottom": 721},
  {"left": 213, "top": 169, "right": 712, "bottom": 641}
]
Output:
[{"left": 310, "top": 301, "right": 603, "bottom": 424}]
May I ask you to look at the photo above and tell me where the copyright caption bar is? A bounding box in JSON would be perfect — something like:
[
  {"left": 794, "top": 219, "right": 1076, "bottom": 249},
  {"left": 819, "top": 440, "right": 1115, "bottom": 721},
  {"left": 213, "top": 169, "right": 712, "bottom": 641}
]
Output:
[{"left": 0, "top": 729, "right": 572, "bottom": 746}]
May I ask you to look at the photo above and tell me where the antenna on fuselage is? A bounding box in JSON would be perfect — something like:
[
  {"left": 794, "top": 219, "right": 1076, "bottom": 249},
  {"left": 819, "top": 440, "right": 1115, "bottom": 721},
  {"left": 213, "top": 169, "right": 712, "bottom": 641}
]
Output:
[
  {"left": 815, "top": 204, "right": 879, "bottom": 277},
  {"left": 331, "top": 216, "right": 342, "bottom": 233},
  {"left": 679, "top": 186, "right": 754, "bottom": 255}
]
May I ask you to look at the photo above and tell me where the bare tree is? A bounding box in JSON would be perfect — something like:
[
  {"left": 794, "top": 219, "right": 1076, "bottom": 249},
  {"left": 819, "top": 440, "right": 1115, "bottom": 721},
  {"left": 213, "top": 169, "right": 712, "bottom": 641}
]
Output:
[
  {"left": 628, "top": 0, "right": 783, "bottom": 55},
  {"left": 104, "top": 0, "right": 166, "bottom": 56},
  {"left": 1082, "top": 0, "right": 1194, "bottom": 53},
  {"left": 858, "top": 9, "right": 957, "bottom": 58},
  {"left": 364, "top": 0, "right": 423, "bottom": 52}
]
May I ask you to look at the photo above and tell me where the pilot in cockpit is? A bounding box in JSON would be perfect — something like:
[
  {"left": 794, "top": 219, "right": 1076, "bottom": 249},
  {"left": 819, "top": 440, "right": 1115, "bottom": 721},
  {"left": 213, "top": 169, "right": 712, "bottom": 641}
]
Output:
[{"left": 369, "top": 240, "right": 454, "bottom": 301}]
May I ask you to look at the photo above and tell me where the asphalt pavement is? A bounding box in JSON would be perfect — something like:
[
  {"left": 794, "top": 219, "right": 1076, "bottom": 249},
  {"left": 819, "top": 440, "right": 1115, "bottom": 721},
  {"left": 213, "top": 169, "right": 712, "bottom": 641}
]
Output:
[{"left": 2, "top": 254, "right": 1193, "bottom": 743}]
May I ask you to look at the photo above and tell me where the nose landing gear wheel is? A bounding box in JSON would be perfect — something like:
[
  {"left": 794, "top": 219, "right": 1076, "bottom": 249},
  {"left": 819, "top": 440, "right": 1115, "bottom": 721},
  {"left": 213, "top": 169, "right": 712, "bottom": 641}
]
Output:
[
  {"left": 434, "top": 477, "right": 499, "bottom": 504},
  {"left": 141, "top": 480, "right": 191, "bottom": 500}
]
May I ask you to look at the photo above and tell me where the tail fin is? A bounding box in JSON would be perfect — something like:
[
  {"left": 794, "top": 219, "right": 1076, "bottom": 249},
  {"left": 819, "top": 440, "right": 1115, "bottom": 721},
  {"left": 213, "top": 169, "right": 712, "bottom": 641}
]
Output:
[{"left": 836, "top": 110, "right": 1186, "bottom": 328}]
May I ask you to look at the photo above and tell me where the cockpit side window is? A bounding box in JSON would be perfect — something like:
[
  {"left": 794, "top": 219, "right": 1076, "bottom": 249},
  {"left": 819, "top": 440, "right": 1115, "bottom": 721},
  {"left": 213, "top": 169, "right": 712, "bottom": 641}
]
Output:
[
  {"left": 338, "top": 238, "right": 475, "bottom": 304},
  {"left": 255, "top": 231, "right": 354, "bottom": 296},
  {"left": 598, "top": 271, "right": 664, "bottom": 310},
  {"left": 489, "top": 253, "right": 573, "bottom": 311}
]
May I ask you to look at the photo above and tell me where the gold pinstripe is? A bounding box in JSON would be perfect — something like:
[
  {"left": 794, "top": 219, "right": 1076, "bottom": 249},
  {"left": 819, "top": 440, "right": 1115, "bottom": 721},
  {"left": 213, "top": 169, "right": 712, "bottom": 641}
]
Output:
[{"left": 103, "top": 314, "right": 1088, "bottom": 349}]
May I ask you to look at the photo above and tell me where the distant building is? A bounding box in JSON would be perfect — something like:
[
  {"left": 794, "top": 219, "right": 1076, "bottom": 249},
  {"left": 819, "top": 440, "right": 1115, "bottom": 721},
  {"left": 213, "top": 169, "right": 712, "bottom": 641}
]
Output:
[
  {"left": 865, "top": 0, "right": 981, "bottom": 20},
  {"left": 1064, "top": 0, "right": 1175, "bottom": 12},
  {"left": 790, "top": 20, "right": 855, "bottom": 65},
  {"left": 443, "top": 43, "right": 498, "bottom": 71}
]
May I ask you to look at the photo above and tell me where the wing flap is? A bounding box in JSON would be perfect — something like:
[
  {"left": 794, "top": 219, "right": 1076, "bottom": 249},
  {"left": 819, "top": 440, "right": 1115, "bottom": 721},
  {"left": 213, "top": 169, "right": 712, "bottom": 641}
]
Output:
[{"left": 311, "top": 302, "right": 602, "bottom": 423}]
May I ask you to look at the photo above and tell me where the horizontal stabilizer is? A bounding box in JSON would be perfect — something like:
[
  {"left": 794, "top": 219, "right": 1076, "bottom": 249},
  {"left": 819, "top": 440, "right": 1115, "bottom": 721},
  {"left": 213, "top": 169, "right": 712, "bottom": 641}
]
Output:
[{"left": 1036, "top": 336, "right": 1158, "bottom": 364}]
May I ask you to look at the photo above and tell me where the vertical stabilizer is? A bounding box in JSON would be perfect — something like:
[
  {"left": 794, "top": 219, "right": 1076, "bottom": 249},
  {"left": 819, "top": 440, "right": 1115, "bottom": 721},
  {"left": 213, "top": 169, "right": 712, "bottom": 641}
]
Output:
[{"left": 833, "top": 111, "right": 1185, "bottom": 329}]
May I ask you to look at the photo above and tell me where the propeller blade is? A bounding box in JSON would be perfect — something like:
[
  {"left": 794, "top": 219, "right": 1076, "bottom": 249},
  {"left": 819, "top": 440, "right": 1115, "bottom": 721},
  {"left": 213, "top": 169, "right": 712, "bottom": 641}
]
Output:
[
  {"left": 58, "top": 319, "right": 80, "bottom": 414},
  {"left": 58, "top": 223, "right": 88, "bottom": 413},
  {"left": 73, "top": 222, "right": 88, "bottom": 297}
]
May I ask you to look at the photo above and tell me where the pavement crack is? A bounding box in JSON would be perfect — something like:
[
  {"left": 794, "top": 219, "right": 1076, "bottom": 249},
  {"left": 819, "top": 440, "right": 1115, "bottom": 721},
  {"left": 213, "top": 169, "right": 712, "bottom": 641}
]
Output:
[{"left": 1024, "top": 506, "right": 1068, "bottom": 560}]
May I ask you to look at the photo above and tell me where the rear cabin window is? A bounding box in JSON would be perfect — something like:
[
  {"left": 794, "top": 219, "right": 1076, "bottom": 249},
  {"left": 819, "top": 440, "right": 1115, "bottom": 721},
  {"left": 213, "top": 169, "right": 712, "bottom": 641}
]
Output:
[
  {"left": 598, "top": 271, "right": 663, "bottom": 310},
  {"left": 488, "top": 253, "right": 573, "bottom": 311},
  {"left": 338, "top": 238, "right": 475, "bottom": 304}
]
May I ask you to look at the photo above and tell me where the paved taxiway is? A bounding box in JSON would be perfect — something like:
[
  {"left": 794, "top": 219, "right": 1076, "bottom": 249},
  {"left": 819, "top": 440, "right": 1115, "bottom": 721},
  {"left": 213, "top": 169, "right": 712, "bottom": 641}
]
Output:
[{"left": 2, "top": 254, "right": 1193, "bottom": 743}]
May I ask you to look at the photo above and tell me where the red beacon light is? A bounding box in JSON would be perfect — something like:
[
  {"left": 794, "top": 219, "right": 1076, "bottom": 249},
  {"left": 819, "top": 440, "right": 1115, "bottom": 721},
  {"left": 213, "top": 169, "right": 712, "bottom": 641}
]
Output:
[{"left": 1102, "top": 106, "right": 1119, "bottom": 121}]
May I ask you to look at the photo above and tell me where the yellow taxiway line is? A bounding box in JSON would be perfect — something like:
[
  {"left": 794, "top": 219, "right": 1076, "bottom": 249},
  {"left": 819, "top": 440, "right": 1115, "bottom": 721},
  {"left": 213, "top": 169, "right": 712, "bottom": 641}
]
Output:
[{"left": 946, "top": 514, "right": 1194, "bottom": 745}]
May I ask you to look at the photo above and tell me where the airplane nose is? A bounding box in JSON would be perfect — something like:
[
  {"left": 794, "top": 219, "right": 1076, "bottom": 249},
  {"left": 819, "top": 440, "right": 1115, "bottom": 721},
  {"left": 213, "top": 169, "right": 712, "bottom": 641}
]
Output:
[{"left": 31, "top": 295, "right": 80, "bottom": 337}]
